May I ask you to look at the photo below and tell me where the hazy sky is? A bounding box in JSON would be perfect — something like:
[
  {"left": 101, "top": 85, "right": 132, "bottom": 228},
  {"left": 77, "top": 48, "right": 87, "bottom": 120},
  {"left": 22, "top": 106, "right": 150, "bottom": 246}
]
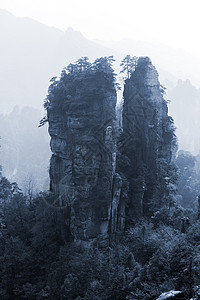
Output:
[{"left": 0, "top": 0, "right": 200, "bottom": 59}]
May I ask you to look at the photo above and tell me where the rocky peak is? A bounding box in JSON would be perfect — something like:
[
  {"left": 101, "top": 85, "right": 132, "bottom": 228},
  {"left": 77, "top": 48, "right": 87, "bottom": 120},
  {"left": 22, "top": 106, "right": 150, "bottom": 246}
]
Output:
[
  {"left": 46, "top": 56, "right": 177, "bottom": 240},
  {"left": 132, "top": 57, "right": 159, "bottom": 86},
  {"left": 119, "top": 56, "right": 177, "bottom": 221},
  {"left": 47, "top": 59, "right": 118, "bottom": 241}
]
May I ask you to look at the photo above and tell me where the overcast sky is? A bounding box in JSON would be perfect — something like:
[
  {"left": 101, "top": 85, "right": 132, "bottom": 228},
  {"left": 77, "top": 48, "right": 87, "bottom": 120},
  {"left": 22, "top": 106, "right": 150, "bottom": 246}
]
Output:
[{"left": 0, "top": 0, "right": 200, "bottom": 59}]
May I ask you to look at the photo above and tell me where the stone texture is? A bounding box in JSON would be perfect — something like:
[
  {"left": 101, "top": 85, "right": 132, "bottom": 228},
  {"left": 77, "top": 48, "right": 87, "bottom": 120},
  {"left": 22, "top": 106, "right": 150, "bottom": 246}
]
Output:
[
  {"left": 47, "top": 70, "right": 118, "bottom": 240},
  {"left": 119, "top": 57, "right": 177, "bottom": 222},
  {"left": 47, "top": 57, "right": 177, "bottom": 240}
]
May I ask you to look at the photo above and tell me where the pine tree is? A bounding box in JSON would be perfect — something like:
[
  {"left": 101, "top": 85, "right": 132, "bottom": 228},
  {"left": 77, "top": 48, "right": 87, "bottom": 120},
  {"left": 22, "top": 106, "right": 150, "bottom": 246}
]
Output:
[{"left": 120, "top": 55, "right": 138, "bottom": 79}]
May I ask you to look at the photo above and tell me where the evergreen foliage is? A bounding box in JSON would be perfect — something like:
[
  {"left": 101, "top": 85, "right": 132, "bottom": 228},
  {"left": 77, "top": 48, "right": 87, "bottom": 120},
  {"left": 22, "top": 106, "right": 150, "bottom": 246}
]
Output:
[
  {"left": 120, "top": 55, "right": 138, "bottom": 79},
  {"left": 0, "top": 171, "right": 200, "bottom": 299},
  {"left": 2, "top": 56, "right": 200, "bottom": 299},
  {"left": 176, "top": 150, "right": 200, "bottom": 210},
  {"left": 43, "top": 56, "right": 117, "bottom": 111}
]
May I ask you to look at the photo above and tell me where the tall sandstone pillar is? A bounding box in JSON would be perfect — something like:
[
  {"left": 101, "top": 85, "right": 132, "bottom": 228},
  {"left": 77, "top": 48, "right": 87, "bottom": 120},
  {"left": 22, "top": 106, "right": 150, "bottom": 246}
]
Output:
[
  {"left": 120, "top": 57, "right": 176, "bottom": 223},
  {"left": 46, "top": 56, "right": 177, "bottom": 239},
  {"left": 47, "top": 64, "right": 117, "bottom": 241}
]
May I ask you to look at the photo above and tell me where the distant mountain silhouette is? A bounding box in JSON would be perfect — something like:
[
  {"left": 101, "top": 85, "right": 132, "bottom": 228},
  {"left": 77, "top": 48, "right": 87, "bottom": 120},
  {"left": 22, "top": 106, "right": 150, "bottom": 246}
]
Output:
[
  {"left": 1, "top": 9, "right": 200, "bottom": 155},
  {"left": 94, "top": 38, "right": 200, "bottom": 90},
  {"left": 0, "top": 10, "right": 120, "bottom": 113}
]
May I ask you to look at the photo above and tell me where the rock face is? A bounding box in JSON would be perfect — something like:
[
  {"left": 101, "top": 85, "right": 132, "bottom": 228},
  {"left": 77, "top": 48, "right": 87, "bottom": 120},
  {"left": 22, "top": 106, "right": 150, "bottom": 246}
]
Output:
[
  {"left": 47, "top": 64, "right": 118, "bottom": 240},
  {"left": 119, "top": 57, "right": 177, "bottom": 223},
  {"left": 46, "top": 56, "right": 177, "bottom": 240}
]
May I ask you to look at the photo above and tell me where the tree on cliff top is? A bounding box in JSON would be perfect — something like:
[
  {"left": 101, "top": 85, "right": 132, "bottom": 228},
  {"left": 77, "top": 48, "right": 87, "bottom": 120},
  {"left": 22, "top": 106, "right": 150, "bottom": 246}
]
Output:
[
  {"left": 64, "top": 56, "right": 115, "bottom": 77},
  {"left": 120, "top": 55, "right": 138, "bottom": 79},
  {"left": 93, "top": 56, "right": 115, "bottom": 73},
  {"left": 76, "top": 57, "right": 91, "bottom": 71},
  {"left": 43, "top": 56, "right": 116, "bottom": 110},
  {"left": 66, "top": 57, "right": 91, "bottom": 74}
]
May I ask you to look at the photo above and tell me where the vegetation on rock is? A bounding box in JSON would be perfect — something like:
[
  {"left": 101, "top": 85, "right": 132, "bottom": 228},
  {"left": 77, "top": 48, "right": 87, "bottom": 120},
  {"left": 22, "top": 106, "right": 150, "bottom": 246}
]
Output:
[{"left": 1, "top": 56, "right": 200, "bottom": 299}]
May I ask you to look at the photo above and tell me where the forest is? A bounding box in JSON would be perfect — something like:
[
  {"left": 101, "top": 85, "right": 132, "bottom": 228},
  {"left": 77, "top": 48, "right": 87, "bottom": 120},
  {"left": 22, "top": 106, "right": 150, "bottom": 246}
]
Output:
[{"left": 1, "top": 55, "right": 200, "bottom": 300}]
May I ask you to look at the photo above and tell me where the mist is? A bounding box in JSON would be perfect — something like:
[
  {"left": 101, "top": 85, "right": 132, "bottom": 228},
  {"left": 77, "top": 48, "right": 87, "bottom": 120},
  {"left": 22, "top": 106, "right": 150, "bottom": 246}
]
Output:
[
  {"left": 1, "top": 3, "right": 200, "bottom": 299},
  {"left": 0, "top": 9, "right": 200, "bottom": 193}
]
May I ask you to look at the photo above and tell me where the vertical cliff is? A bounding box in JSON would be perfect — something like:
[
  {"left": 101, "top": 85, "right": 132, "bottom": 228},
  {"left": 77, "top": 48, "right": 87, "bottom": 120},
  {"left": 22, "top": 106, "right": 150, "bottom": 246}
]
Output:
[
  {"left": 46, "top": 56, "right": 177, "bottom": 240},
  {"left": 46, "top": 58, "right": 117, "bottom": 241},
  {"left": 119, "top": 57, "right": 177, "bottom": 223}
]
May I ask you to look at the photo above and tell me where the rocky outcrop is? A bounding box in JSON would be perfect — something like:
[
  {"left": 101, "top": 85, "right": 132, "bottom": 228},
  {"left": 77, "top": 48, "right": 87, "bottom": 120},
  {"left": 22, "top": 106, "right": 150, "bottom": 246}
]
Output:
[
  {"left": 47, "top": 65, "right": 118, "bottom": 241},
  {"left": 46, "top": 56, "right": 177, "bottom": 240},
  {"left": 119, "top": 57, "right": 177, "bottom": 222}
]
